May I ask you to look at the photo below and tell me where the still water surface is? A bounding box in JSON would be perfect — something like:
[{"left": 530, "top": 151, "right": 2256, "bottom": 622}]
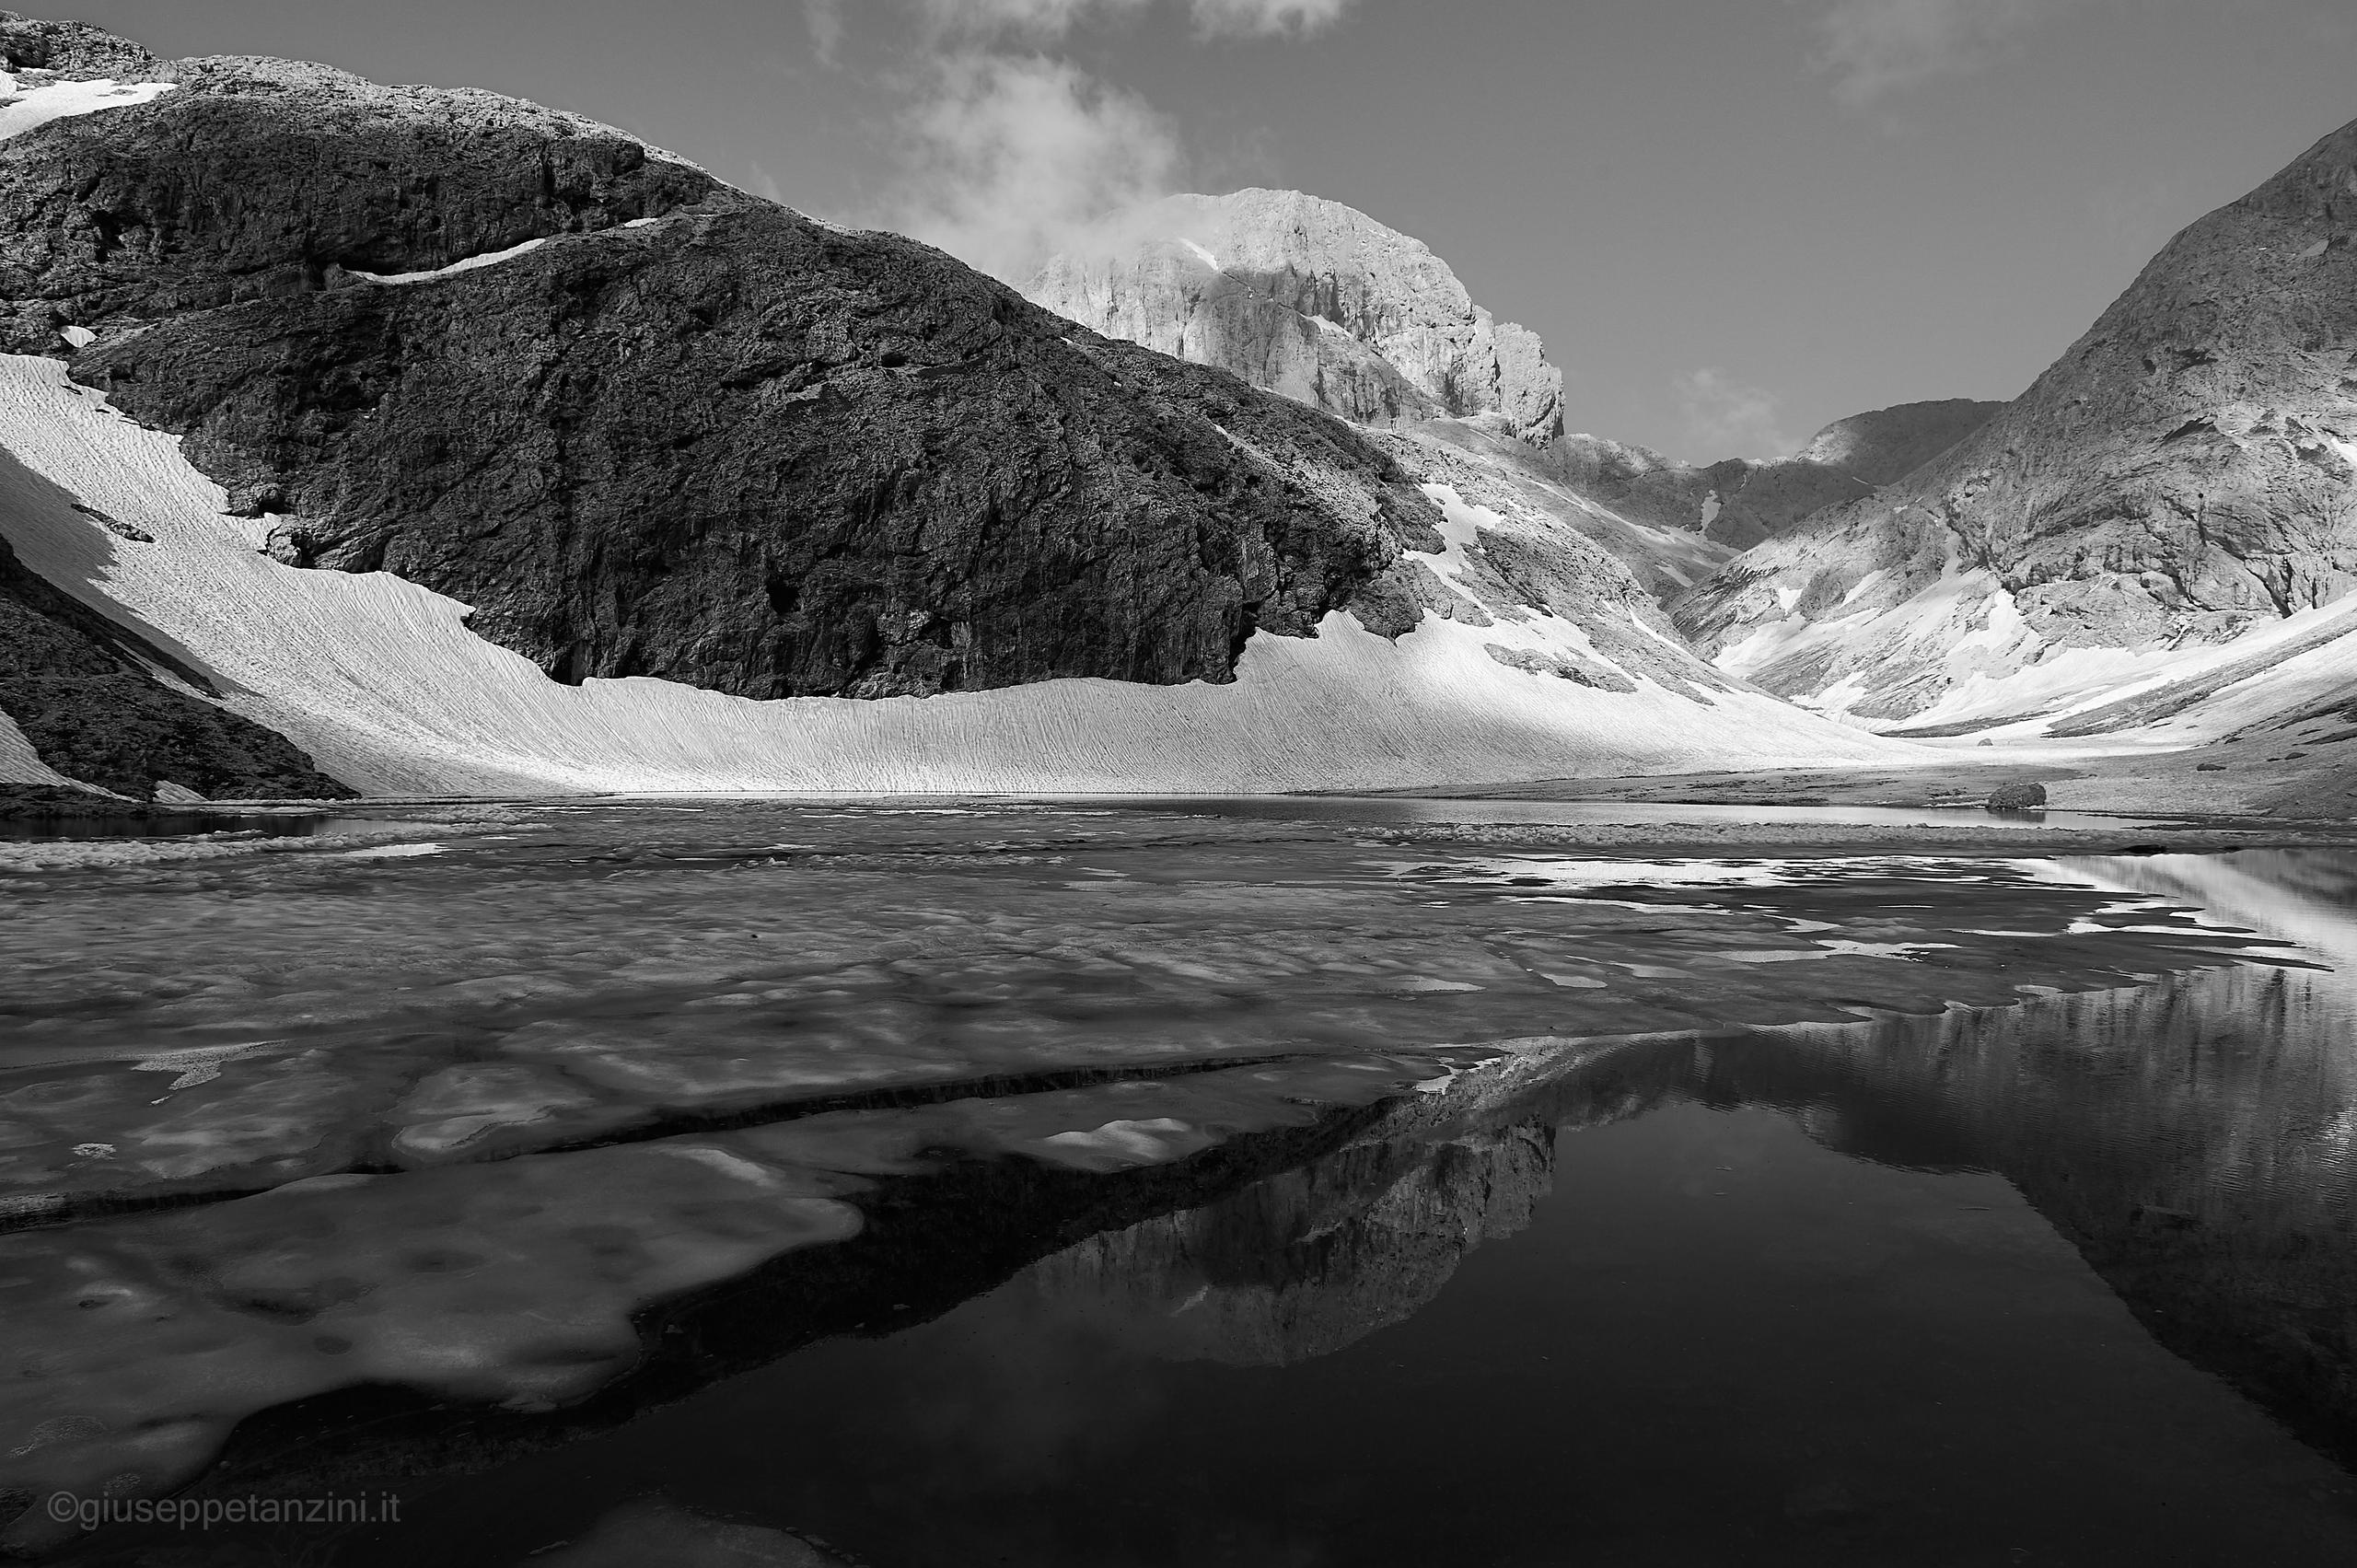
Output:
[{"left": 10, "top": 802, "right": 2354, "bottom": 1566}]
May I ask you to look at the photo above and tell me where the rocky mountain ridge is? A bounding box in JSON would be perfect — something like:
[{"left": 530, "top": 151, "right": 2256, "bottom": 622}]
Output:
[
  {"left": 1674, "top": 117, "right": 2357, "bottom": 734},
  {"left": 1027, "top": 191, "right": 2002, "bottom": 593}
]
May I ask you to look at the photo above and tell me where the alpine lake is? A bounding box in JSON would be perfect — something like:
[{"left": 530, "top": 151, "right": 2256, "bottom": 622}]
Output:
[{"left": 5, "top": 796, "right": 2356, "bottom": 1567}]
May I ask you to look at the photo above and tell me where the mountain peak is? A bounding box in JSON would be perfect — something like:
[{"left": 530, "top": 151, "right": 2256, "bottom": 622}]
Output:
[{"left": 1029, "top": 186, "right": 1565, "bottom": 447}]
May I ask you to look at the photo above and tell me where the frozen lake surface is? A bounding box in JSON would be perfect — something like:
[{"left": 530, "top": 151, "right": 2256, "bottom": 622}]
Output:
[{"left": 4, "top": 799, "right": 2353, "bottom": 1564}]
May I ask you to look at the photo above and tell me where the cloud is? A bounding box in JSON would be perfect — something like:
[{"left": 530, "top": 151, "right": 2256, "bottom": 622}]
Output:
[
  {"left": 1674, "top": 368, "right": 1797, "bottom": 462},
  {"left": 805, "top": 0, "right": 848, "bottom": 64},
  {"left": 853, "top": 0, "right": 1353, "bottom": 279},
  {"left": 1812, "top": 0, "right": 2066, "bottom": 108},
  {"left": 1186, "top": 0, "right": 1356, "bottom": 37},
  {"left": 913, "top": 0, "right": 1354, "bottom": 41},
  {"left": 884, "top": 52, "right": 1184, "bottom": 282},
  {"left": 915, "top": 0, "right": 1150, "bottom": 39}
]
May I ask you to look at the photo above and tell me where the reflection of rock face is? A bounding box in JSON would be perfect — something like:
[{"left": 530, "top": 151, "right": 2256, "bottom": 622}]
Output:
[
  {"left": 1029, "top": 1119, "right": 1555, "bottom": 1366},
  {"left": 1028, "top": 190, "right": 1565, "bottom": 447},
  {"left": 1708, "top": 853, "right": 2357, "bottom": 1456}
]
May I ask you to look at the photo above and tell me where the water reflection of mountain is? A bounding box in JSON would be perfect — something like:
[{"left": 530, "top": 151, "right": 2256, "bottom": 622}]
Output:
[
  {"left": 1745, "top": 853, "right": 2357, "bottom": 1462},
  {"left": 1020, "top": 1047, "right": 1698, "bottom": 1366},
  {"left": 1027, "top": 852, "right": 2357, "bottom": 1457},
  {"left": 1028, "top": 1121, "right": 1557, "bottom": 1365}
]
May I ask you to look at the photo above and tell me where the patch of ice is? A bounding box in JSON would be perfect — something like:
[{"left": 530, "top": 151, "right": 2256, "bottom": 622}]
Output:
[
  {"left": 1042, "top": 1118, "right": 1194, "bottom": 1161},
  {"left": 337, "top": 842, "right": 447, "bottom": 859},
  {"left": 656, "top": 1145, "right": 779, "bottom": 1187},
  {"left": 1178, "top": 238, "right": 1220, "bottom": 271},
  {"left": 58, "top": 325, "right": 94, "bottom": 350},
  {"left": 132, "top": 1042, "right": 276, "bottom": 1092}
]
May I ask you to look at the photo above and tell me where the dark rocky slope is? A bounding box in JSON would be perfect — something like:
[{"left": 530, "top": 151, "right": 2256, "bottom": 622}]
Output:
[{"left": 1674, "top": 118, "right": 2357, "bottom": 725}]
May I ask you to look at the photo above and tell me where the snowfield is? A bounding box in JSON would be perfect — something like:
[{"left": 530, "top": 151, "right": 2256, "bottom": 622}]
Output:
[{"left": 0, "top": 356, "right": 1906, "bottom": 796}]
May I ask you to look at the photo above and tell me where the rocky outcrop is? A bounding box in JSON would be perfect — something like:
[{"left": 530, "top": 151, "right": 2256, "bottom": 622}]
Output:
[
  {"left": 1028, "top": 190, "right": 1566, "bottom": 447},
  {"left": 0, "top": 525, "right": 349, "bottom": 798},
  {"left": 1673, "top": 118, "right": 2357, "bottom": 728}
]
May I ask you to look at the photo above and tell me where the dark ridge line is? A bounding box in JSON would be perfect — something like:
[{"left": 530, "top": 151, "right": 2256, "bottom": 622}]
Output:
[{"left": 0, "top": 1046, "right": 1461, "bottom": 1237}]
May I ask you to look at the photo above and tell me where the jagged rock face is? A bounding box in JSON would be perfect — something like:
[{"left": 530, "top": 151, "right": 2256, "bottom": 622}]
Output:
[
  {"left": 1028, "top": 190, "right": 1566, "bottom": 447},
  {"left": 1674, "top": 120, "right": 2357, "bottom": 727},
  {"left": 0, "top": 22, "right": 1439, "bottom": 707}
]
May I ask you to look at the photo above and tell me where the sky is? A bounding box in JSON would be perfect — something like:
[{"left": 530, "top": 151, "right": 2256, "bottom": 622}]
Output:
[{"left": 62, "top": 0, "right": 2357, "bottom": 463}]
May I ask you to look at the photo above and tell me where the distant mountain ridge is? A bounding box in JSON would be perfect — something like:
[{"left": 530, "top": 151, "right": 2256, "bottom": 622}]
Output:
[{"left": 1028, "top": 192, "right": 2002, "bottom": 595}]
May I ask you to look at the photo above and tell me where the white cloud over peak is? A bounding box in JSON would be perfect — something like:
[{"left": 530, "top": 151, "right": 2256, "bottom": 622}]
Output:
[
  {"left": 835, "top": 0, "right": 1353, "bottom": 279},
  {"left": 1674, "top": 368, "right": 1796, "bottom": 462},
  {"left": 826, "top": 0, "right": 1355, "bottom": 46},
  {"left": 915, "top": 0, "right": 1150, "bottom": 41},
  {"left": 1186, "top": 0, "right": 1356, "bottom": 37},
  {"left": 884, "top": 52, "right": 1183, "bottom": 282},
  {"left": 1813, "top": 0, "right": 2068, "bottom": 108}
]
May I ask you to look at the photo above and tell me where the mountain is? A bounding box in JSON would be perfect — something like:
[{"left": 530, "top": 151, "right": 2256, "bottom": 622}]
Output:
[
  {"left": 0, "top": 13, "right": 1902, "bottom": 797},
  {"left": 1029, "top": 189, "right": 1566, "bottom": 447},
  {"left": 1028, "top": 190, "right": 1999, "bottom": 599},
  {"left": 1674, "top": 118, "right": 2357, "bottom": 739}
]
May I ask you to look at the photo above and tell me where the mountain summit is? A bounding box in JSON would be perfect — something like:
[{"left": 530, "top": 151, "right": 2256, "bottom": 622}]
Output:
[{"left": 1029, "top": 189, "right": 1566, "bottom": 447}]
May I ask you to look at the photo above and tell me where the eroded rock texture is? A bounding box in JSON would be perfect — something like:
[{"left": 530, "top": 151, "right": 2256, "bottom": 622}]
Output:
[{"left": 1674, "top": 118, "right": 2357, "bottom": 722}]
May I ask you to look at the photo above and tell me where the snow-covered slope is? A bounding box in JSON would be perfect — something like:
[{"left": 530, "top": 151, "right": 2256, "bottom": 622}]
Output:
[{"left": 0, "top": 356, "right": 1907, "bottom": 794}]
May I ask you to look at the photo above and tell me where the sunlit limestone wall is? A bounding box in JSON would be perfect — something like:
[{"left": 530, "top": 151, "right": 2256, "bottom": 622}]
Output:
[{"left": 0, "top": 357, "right": 1905, "bottom": 795}]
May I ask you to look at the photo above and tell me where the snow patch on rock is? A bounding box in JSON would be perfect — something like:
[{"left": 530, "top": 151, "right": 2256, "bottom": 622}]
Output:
[
  {"left": 347, "top": 237, "right": 549, "bottom": 285},
  {"left": 0, "top": 72, "right": 174, "bottom": 143}
]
